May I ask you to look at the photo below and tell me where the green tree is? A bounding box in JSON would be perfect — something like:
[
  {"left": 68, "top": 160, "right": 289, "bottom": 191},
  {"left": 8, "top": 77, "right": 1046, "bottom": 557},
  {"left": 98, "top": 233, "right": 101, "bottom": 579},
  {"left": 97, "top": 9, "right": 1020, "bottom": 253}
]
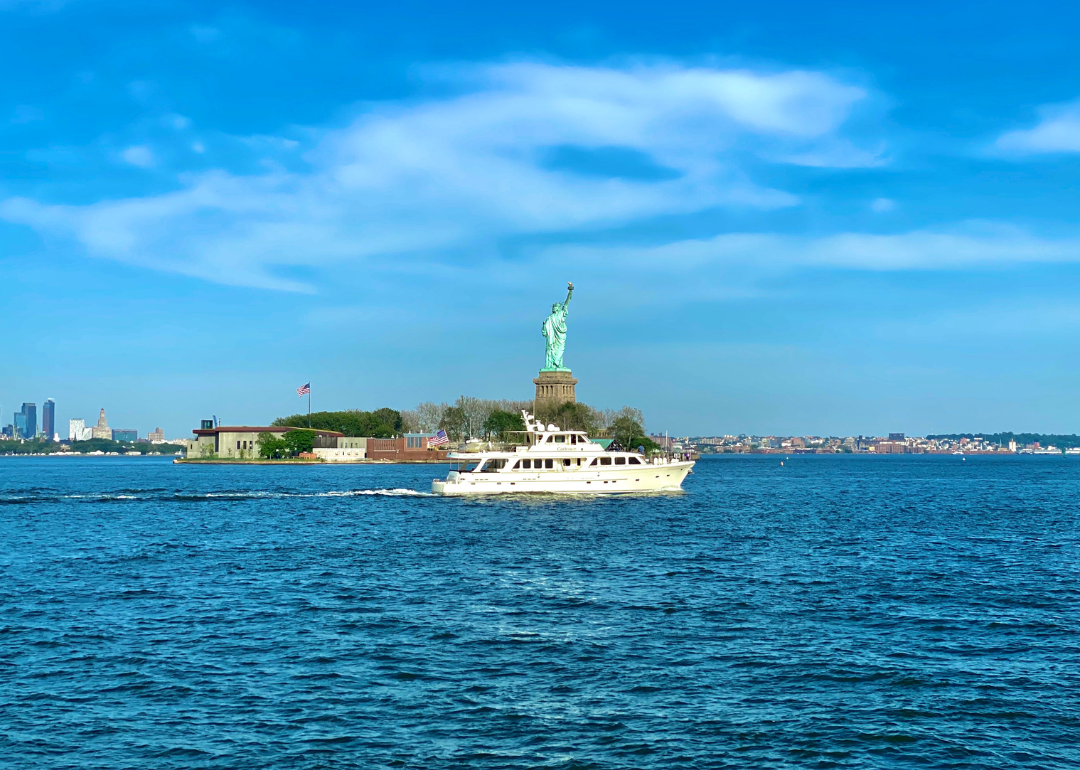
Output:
[
  {"left": 609, "top": 415, "right": 660, "bottom": 453},
  {"left": 284, "top": 429, "right": 316, "bottom": 455},
  {"left": 483, "top": 410, "right": 526, "bottom": 440},
  {"left": 271, "top": 409, "right": 402, "bottom": 438},
  {"left": 439, "top": 406, "right": 467, "bottom": 441},
  {"left": 257, "top": 433, "right": 289, "bottom": 459},
  {"left": 535, "top": 401, "right": 601, "bottom": 433}
]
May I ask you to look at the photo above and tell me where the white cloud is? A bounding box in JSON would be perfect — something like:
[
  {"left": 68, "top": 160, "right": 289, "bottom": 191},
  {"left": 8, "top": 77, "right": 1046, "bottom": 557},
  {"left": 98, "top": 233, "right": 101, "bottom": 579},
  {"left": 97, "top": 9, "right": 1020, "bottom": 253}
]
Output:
[
  {"left": 120, "top": 145, "right": 155, "bottom": 168},
  {"left": 543, "top": 224, "right": 1080, "bottom": 275},
  {"left": 870, "top": 197, "right": 895, "bottom": 213},
  {"left": 995, "top": 99, "right": 1080, "bottom": 154},
  {"left": 164, "top": 113, "right": 192, "bottom": 130},
  {"left": 1, "top": 60, "right": 880, "bottom": 292}
]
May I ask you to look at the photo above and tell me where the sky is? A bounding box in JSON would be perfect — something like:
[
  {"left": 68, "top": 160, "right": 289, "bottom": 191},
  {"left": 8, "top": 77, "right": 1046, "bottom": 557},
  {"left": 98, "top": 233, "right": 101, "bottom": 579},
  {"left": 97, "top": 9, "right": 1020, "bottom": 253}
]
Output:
[{"left": 4, "top": 0, "right": 1080, "bottom": 438}]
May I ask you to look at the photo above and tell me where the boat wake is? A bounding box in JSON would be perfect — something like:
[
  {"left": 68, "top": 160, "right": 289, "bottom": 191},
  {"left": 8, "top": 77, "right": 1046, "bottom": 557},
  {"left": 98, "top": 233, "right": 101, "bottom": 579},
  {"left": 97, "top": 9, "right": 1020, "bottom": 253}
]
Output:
[{"left": 0, "top": 488, "right": 436, "bottom": 505}]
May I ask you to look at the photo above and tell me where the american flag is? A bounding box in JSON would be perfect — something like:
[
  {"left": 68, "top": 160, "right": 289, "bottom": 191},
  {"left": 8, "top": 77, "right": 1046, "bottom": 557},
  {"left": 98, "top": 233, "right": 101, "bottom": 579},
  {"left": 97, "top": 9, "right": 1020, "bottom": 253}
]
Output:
[
  {"left": 428, "top": 429, "right": 449, "bottom": 447},
  {"left": 296, "top": 382, "right": 310, "bottom": 397}
]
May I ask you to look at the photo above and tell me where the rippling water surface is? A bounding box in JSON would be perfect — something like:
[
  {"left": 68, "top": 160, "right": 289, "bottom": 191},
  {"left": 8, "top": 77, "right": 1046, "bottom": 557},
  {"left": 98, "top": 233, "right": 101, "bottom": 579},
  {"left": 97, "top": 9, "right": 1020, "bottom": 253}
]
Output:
[{"left": 2, "top": 455, "right": 1079, "bottom": 768}]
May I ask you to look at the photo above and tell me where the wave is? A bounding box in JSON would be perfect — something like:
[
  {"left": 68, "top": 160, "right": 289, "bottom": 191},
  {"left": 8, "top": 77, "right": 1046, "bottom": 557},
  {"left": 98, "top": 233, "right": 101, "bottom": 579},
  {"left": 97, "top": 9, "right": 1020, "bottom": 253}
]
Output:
[{"left": 0, "top": 488, "right": 435, "bottom": 505}]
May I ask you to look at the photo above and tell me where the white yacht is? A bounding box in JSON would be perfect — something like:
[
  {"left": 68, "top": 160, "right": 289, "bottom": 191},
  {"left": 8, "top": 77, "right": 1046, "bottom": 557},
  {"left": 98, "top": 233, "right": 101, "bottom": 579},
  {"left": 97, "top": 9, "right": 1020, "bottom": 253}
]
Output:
[{"left": 432, "top": 411, "right": 694, "bottom": 495}]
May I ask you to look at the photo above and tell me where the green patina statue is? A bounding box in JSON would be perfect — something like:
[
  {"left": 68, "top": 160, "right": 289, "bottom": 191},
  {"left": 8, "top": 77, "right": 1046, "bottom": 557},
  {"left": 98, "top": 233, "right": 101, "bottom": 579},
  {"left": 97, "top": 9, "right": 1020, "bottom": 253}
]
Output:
[{"left": 541, "top": 282, "right": 574, "bottom": 371}]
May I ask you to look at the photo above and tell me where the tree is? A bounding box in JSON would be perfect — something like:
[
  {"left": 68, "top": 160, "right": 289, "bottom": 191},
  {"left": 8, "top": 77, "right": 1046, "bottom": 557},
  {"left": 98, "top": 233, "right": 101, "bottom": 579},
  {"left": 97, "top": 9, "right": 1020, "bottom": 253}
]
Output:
[
  {"left": 284, "top": 429, "right": 316, "bottom": 455},
  {"left": 483, "top": 410, "right": 526, "bottom": 440},
  {"left": 414, "top": 402, "right": 447, "bottom": 432},
  {"left": 454, "top": 395, "right": 489, "bottom": 439},
  {"left": 271, "top": 409, "right": 401, "bottom": 438},
  {"left": 535, "top": 401, "right": 601, "bottom": 433},
  {"left": 257, "top": 432, "right": 289, "bottom": 459},
  {"left": 371, "top": 408, "right": 403, "bottom": 434},
  {"left": 439, "top": 406, "right": 467, "bottom": 441},
  {"left": 610, "top": 415, "right": 645, "bottom": 449}
]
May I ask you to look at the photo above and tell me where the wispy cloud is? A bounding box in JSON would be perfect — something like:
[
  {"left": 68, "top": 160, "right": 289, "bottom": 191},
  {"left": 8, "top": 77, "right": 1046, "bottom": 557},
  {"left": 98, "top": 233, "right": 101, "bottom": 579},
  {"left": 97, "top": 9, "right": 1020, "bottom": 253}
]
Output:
[
  {"left": 538, "top": 223, "right": 1080, "bottom": 295},
  {"left": 120, "top": 145, "right": 155, "bottom": 168},
  {"left": 1, "top": 60, "right": 879, "bottom": 292},
  {"left": 995, "top": 99, "right": 1080, "bottom": 155}
]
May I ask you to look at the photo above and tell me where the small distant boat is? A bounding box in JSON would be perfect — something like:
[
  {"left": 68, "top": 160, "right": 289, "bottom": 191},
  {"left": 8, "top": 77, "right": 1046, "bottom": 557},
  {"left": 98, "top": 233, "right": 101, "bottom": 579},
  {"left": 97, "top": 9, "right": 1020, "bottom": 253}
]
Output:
[{"left": 432, "top": 411, "right": 694, "bottom": 495}]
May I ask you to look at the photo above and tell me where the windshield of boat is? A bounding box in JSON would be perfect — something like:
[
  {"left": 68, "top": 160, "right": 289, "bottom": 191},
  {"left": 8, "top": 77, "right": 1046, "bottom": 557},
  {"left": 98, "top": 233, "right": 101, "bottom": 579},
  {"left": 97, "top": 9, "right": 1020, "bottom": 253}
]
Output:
[{"left": 455, "top": 460, "right": 481, "bottom": 473}]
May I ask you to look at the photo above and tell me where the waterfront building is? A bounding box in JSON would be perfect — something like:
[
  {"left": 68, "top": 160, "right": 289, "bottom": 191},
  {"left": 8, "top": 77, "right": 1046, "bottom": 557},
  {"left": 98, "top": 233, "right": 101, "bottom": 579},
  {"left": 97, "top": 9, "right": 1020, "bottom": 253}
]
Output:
[
  {"left": 42, "top": 399, "right": 55, "bottom": 441},
  {"left": 91, "top": 408, "right": 111, "bottom": 440},
  {"left": 188, "top": 425, "right": 345, "bottom": 459},
  {"left": 112, "top": 428, "right": 138, "bottom": 442},
  {"left": 148, "top": 427, "right": 165, "bottom": 443}
]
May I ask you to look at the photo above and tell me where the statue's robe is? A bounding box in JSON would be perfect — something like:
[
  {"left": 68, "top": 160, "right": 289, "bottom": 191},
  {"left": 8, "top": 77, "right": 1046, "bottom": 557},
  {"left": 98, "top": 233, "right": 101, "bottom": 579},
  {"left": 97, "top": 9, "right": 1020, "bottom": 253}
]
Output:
[{"left": 542, "top": 305, "right": 569, "bottom": 369}]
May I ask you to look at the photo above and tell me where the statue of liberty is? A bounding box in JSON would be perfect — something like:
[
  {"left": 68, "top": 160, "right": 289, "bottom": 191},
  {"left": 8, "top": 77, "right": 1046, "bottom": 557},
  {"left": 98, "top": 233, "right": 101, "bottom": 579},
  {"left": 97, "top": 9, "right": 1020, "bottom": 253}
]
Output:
[{"left": 541, "top": 282, "right": 573, "bottom": 371}]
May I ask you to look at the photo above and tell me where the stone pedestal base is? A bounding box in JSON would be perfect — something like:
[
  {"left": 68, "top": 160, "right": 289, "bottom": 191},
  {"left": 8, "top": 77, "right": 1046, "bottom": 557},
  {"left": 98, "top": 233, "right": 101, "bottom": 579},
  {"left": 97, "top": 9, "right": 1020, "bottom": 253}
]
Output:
[{"left": 534, "top": 370, "right": 578, "bottom": 410}]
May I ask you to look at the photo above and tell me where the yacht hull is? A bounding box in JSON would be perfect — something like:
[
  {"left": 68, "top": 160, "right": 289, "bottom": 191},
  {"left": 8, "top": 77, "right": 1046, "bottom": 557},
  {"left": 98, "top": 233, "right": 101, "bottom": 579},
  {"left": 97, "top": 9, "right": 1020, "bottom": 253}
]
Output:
[{"left": 432, "top": 461, "right": 694, "bottom": 495}]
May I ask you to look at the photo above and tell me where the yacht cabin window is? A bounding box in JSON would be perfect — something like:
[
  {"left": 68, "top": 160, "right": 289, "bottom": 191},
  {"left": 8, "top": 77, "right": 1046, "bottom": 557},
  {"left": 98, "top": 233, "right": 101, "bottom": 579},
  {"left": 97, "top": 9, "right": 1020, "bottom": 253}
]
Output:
[
  {"left": 521, "top": 459, "right": 531, "bottom": 469},
  {"left": 544, "top": 458, "right": 554, "bottom": 469},
  {"left": 615, "top": 457, "right": 626, "bottom": 465},
  {"left": 554, "top": 435, "right": 566, "bottom": 443},
  {"left": 600, "top": 457, "right": 612, "bottom": 466},
  {"left": 629, "top": 456, "right": 642, "bottom": 465}
]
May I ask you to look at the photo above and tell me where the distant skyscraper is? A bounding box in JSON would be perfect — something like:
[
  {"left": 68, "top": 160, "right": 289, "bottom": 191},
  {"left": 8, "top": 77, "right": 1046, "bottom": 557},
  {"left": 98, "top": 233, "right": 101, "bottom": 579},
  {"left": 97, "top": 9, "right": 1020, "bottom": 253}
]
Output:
[
  {"left": 23, "top": 403, "right": 36, "bottom": 438},
  {"left": 148, "top": 427, "right": 165, "bottom": 443},
  {"left": 69, "top": 418, "right": 87, "bottom": 441},
  {"left": 91, "top": 408, "right": 111, "bottom": 440},
  {"left": 14, "top": 403, "right": 36, "bottom": 439},
  {"left": 42, "top": 399, "right": 55, "bottom": 441}
]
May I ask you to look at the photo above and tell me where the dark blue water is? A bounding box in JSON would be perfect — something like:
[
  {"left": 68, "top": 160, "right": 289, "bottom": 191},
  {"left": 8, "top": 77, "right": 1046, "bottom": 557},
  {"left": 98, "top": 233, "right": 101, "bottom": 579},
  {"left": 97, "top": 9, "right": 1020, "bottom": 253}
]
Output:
[{"left": 2, "top": 456, "right": 1079, "bottom": 769}]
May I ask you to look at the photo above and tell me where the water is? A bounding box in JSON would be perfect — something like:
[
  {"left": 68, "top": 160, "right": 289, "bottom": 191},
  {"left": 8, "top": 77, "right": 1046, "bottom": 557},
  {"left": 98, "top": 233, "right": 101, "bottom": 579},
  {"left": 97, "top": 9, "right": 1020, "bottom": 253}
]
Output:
[{"left": 2, "top": 455, "right": 1078, "bottom": 769}]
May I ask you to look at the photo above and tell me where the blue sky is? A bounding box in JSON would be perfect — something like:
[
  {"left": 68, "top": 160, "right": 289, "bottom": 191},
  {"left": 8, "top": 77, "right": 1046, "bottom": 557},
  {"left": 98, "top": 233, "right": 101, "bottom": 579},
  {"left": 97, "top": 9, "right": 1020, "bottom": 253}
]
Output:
[{"left": 4, "top": 0, "right": 1080, "bottom": 438}]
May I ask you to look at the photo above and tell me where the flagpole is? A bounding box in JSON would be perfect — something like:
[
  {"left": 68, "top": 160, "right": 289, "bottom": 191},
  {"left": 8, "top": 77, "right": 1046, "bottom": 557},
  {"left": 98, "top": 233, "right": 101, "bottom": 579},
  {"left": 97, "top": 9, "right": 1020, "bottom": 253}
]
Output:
[{"left": 308, "top": 384, "right": 311, "bottom": 428}]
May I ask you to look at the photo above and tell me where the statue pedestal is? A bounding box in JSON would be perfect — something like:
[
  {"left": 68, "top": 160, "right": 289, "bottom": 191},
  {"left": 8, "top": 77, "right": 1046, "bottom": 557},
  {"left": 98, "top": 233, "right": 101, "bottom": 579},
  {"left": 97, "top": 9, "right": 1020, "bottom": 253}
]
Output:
[{"left": 534, "top": 370, "right": 578, "bottom": 410}]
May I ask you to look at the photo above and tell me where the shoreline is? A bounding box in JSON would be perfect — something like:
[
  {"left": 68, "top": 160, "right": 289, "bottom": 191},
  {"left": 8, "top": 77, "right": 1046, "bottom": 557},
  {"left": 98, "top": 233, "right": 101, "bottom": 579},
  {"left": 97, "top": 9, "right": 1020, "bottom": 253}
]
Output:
[{"left": 173, "top": 458, "right": 449, "bottom": 465}]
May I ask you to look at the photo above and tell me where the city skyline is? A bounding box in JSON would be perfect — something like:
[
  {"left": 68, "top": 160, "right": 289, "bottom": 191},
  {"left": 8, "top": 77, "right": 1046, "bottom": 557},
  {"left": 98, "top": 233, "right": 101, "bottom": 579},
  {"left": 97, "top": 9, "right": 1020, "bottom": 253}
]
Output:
[{"left": 5, "top": 2, "right": 1080, "bottom": 436}]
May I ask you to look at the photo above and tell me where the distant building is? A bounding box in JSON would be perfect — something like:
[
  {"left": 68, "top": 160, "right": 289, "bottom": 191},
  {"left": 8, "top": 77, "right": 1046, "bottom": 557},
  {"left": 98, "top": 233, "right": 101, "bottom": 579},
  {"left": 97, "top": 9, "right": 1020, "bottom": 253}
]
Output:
[
  {"left": 188, "top": 425, "right": 344, "bottom": 459},
  {"left": 873, "top": 440, "right": 907, "bottom": 454},
  {"left": 148, "top": 427, "right": 165, "bottom": 443},
  {"left": 14, "top": 403, "right": 36, "bottom": 439},
  {"left": 889, "top": 432, "right": 905, "bottom": 441},
  {"left": 42, "top": 399, "right": 55, "bottom": 441},
  {"left": 69, "top": 418, "right": 89, "bottom": 441},
  {"left": 112, "top": 429, "right": 138, "bottom": 442},
  {"left": 91, "top": 408, "right": 111, "bottom": 440}
]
